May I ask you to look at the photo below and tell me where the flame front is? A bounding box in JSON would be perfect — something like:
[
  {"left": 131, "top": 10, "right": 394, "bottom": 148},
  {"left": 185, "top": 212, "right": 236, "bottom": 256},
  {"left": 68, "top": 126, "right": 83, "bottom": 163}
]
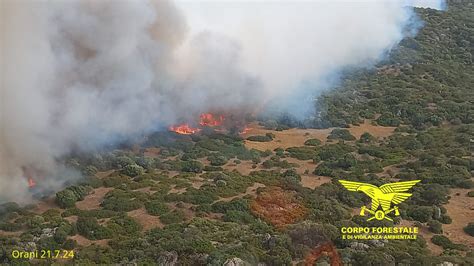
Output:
[
  {"left": 169, "top": 124, "right": 201, "bottom": 135},
  {"left": 28, "top": 177, "right": 36, "bottom": 188},
  {"left": 199, "top": 113, "right": 223, "bottom": 127}
]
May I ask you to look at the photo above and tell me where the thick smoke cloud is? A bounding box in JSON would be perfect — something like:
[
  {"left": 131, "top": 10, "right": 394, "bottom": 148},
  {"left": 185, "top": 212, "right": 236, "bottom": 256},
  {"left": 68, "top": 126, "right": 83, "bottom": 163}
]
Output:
[{"left": 0, "top": 0, "right": 443, "bottom": 202}]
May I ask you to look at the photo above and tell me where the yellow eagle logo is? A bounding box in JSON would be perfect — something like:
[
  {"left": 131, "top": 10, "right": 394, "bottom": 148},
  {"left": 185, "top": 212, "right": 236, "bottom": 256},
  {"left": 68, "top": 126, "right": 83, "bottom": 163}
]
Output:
[{"left": 339, "top": 180, "right": 420, "bottom": 221}]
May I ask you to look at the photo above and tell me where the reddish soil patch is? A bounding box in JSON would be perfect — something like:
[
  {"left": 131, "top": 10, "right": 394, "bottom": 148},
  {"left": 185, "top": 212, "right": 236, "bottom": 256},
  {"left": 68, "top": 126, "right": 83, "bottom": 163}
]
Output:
[
  {"left": 76, "top": 187, "right": 113, "bottom": 210},
  {"left": 250, "top": 186, "right": 307, "bottom": 228},
  {"left": 127, "top": 208, "right": 164, "bottom": 231},
  {"left": 443, "top": 188, "right": 474, "bottom": 249},
  {"left": 304, "top": 242, "right": 342, "bottom": 266},
  {"left": 69, "top": 235, "right": 109, "bottom": 247}
]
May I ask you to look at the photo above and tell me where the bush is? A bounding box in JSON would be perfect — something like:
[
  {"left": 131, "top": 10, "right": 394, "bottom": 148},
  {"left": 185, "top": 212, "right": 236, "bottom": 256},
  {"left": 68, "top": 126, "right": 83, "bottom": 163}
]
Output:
[
  {"left": 304, "top": 138, "right": 322, "bottom": 146},
  {"left": 328, "top": 129, "right": 356, "bottom": 141},
  {"left": 463, "top": 222, "right": 474, "bottom": 236},
  {"left": 428, "top": 220, "right": 443, "bottom": 234},
  {"left": 431, "top": 235, "right": 467, "bottom": 251},
  {"left": 160, "top": 210, "right": 185, "bottom": 224},
  {"left": 145, "top": 200, "right": 170, "bottom": 216},
  {"left": 468, "top": 191, "right": 474, "bottom": 197},
  {"left": 106, "top": 216, "right": 142, "bottom": 236},
  {"left": 208, "top": 155, "right": 228, "bottom": 166},
  {"left": 247, "top": 135, "right": 272, "bottom": 142},
  {"left": 181, "top": 161, "right": 204, "bottom": 173},
  {"left": 286, "top": 147, "right": 318, "bottom": 160},
  {"left": 121, "top": 164, "right": 145, "bottom": 177},
  {"left": 56, "top": 185, "right": 91, "bottom": 209},
  {"left": 76, "top": 217, "right": 112, "bottom": 240},
  {"left": 359, "top": 132, "right": 376, "bottom": 143},
  {"left": 376, "top": 113, "right": 401, "bottom": 127},
  {"left": 407, "top": 206, "right": 433, "bottom": 223}
]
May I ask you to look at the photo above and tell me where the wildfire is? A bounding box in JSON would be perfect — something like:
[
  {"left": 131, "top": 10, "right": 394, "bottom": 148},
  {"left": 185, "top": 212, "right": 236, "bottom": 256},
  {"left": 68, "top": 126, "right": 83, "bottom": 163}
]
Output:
[
  {"left": 28, "top": 178, "right": 36, "bottom": 188},
  {"left": 169, "top": 124, "right": 201, "bottom": 135},
  {"left": 199, "top": 113, "right": 224, "bottom": 127},
  {"left": 239, "top": 127, "right": 251, "bottom": 134}
]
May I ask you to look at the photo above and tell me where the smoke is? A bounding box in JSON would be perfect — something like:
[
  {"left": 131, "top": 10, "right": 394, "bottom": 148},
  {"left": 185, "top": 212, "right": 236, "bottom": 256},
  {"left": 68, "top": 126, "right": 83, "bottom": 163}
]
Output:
[{"left": 0, "top": 0, "right": 444, "bottom": 202}]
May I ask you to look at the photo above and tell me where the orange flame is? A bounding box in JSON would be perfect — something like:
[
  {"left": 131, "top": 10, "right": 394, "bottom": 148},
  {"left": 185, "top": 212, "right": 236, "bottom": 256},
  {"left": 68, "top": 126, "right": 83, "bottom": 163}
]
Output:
[
  {"left": 169, "top": 124, "right": 201, "bottom": 135},
  {"left": 239, "top": 127, "right": 251, "bottom": 134},
  {"left": 199, "top": 113, "right": 223, "bottom": 127},
  {"left": 28, "top": 177, "right": 36, "bottom": 188}
]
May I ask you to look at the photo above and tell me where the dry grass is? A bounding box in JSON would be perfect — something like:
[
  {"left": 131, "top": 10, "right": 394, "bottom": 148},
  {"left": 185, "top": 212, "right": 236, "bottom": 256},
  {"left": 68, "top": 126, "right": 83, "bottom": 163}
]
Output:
[{"left": 242, "top": 120, "right": 395, "bottom": 152}]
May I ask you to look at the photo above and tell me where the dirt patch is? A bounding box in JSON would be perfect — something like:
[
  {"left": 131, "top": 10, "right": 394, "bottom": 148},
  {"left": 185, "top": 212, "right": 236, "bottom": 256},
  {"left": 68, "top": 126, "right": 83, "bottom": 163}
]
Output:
[
  {"left": 69, "top": 234, "right": 109, "bottom": 247},
  {"left": 64, "top": 215, "right": 78, "bottom": 224},
  {"left": 300, "top": 175, "right": 331, "bottom": 189},
  {"left": 250, "top": 186, "right": 307, "bottom": 228},
  {"left": 347, "top": 120, "right": 396, "bottom": 139},
  {"left": 96, "top": 170, "right": 115, "bottom": 179},
  {"left": 76, "top": 187, "right": 113, "bottom": 210},
  {"left": 127, "top": 208, "right": 164, "bottom": 231},
  {"left": 242, "top": 122, "right": 332, "bottom": 151},
  {"left": 133, "top": 186, "right": 153, "bottom": 194},
  {"left": 399, "top": 220, "right": 443, "bottom": 255},
  {"left": 143, "top": 147, "right": 160, "bottom": 158},
  {"left": 216, "top": 182, "right": 266, "bottom": 203},
  {"left": 168, "top": 185, "right": 187, "bottom": 194},
  {"left": 32, "top": 197, "right": 59, "bottom": 214},
  {"left": 0, "top": 230, "right": 23, "bottom": 237},
  {"left": 443, "top": 188, "right": 474, "bottom": 249}
]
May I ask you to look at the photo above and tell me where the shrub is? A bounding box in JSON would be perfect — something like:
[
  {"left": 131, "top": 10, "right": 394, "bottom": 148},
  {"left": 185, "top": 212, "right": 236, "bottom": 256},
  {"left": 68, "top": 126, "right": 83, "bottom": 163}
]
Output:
[
  {"left": 56, "top": 185, "right": 91, "bottom": 208},
  {"left": 208, "top": 155, "right": 228, "bottom": 166},
  {"left": 247, "top": 135, "right": 272, "bottom": 142},
  {"left": 304, "top": 138, "right": 322, "bottom": 146},
  {"left": 76, "top": 217, "right": 112, "bottom": 240},
  {"left": 160, "top": 210, "right": 185, "bottom": 224},
  {"left": 121, "top": 164, "right": 145, "bottom": 177},
  {"left": 376, "top": 113, "right": 401, "bottom": 127},
  {"left": 359, "top": 132, "right": 376, "bottom": 143},
  {"left": 181, "top": 160, "right": 204, "bottom": 173},
  {"left": 431, "top": 235, "right": 467, "bottom": 251},
  {"left": 328, "top": 129, "right": 356, "bottom": 141},
  {"left": 286, "top": 147, "right": 318, "bottom": 160},
  {"left": 467, "top": 191, "right": 474, "bottom": 197},
  {"left": 106, "top": 216, "right": 142, "bottom": 236},
  {"left": 463, "top": 222, "right": 474, "bottom": 236},
  {"left": 428, "top": 220, "right": 443, "bottom": 234},
  {"left": 145, "top": 200, "right": 170, "bottom": 216},
  {"left": 407, "top": 206, "right": 433, "bottom": 223}
]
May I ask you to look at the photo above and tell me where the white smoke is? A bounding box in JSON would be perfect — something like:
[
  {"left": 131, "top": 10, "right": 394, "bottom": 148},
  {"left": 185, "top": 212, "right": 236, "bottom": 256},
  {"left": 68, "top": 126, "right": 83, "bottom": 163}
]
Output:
[{"left": 0, "top": 0, "right": 443, "bottom": 202}]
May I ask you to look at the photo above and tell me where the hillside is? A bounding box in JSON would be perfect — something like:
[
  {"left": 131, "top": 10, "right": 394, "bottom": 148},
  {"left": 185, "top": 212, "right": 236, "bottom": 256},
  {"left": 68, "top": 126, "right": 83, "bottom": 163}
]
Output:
[{"left": 0, "top": 2, "right": 473, "bottom": 265}]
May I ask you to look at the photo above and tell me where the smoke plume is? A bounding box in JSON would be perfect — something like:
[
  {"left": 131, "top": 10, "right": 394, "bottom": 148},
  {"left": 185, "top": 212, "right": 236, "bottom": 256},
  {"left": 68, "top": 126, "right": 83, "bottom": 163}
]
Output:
[{"left": 0, "top": 0, "right": 443, "bottom": 202}]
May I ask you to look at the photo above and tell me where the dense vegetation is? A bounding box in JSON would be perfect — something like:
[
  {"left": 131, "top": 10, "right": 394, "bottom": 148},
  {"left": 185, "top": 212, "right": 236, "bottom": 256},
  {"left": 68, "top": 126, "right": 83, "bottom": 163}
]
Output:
[{"left": 0, "top": 2, "right": 472, "bottom": 265}]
